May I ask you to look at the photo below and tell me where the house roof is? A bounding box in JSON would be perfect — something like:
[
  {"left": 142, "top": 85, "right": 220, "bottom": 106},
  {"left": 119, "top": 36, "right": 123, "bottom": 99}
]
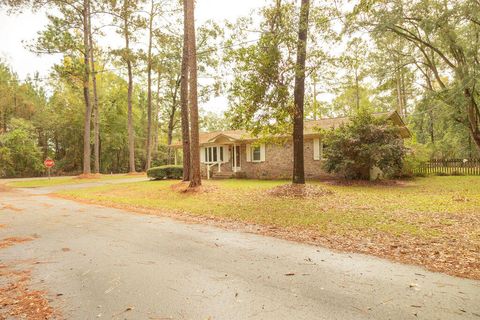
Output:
[{"left": 171, "top": 111, "right": 410, "bottom": 147}]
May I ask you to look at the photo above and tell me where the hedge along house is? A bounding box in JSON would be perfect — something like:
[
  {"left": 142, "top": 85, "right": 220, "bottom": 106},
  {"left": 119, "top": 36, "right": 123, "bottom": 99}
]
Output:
[{"left": 171, "top": 111, "right": 410, "bottom": 180}]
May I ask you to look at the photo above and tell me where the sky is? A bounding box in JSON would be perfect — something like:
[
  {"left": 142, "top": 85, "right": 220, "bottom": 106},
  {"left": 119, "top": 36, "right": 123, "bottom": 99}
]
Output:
[{"left": 0, "top": 0, "right": 267, "bottom": 114}]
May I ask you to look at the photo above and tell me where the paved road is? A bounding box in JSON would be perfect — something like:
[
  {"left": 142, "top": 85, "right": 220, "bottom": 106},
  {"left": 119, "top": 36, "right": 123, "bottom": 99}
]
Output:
[{"left": 0, "top": 185, "right": 479, "bottom": 319}]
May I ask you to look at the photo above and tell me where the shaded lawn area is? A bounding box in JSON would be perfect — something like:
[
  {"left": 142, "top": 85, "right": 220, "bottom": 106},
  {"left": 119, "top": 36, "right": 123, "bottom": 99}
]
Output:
[
  {"left": 5, "top": 174, "right": 146, "bottom": 188},
  {"left": 56, "top": 176, "right": 480, "bottom": 279}
]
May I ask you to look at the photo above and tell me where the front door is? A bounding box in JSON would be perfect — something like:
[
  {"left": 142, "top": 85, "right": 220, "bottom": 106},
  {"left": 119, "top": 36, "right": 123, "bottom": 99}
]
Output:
[{"left": 233, "top": 145, "right": 241, "bottom": 172}]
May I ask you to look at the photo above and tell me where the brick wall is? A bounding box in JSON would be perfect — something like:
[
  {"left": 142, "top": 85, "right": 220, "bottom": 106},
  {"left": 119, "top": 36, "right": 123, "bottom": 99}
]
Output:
[
  {"left": 240, "top": 138, "right": 331, "bottom": 180},
  {"left": 199, "top": 139, "right": 332, "bottom": 180}
]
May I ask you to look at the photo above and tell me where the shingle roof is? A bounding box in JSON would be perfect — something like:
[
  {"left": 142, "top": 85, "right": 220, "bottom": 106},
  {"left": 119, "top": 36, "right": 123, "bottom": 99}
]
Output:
[{"left": 171, "top": 111, "right": 409, "bottom": 147}]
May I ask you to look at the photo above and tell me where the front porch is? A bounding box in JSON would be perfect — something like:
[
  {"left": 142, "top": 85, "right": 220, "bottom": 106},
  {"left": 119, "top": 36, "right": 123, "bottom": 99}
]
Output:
[{"left": 201, "top": 143, "right": 244, "bottom": 180}]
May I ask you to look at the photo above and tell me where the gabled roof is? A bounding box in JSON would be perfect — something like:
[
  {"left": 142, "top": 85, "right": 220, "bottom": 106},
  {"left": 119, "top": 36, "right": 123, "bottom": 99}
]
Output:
[
  {"left": 304, "top": 110, "right": 410, "bottom": 137},
  {"left": 204, "top": 130, "right": 251, "bottom": 143},
  {"left": 171, "top": 111, "right": 410, "bottom": 147}
]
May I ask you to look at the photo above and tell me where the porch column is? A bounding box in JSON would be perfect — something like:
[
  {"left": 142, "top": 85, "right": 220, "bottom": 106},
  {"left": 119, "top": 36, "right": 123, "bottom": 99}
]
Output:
[{"left": 233, "top": 144, "right": 237, "bottom": 173}]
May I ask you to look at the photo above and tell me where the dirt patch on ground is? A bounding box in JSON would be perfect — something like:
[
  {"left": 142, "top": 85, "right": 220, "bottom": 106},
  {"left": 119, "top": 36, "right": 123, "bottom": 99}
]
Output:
[
  {"left": 0, "top": 266, "right": 57, "bottom": 319},
  {"left": 75, "top": 173, "right": 102, "bottom": 180},
  {"left": 0, "top": 184, "right": 12, "bottom": 192},
  {"left": 170, "top": 181, "right": 218, "bottom": 194},
  {"left": 255, "top": 227, "right": 480, "bottom": 281},
  {"left": 1, "top": 204, "right": 24, "bottom": 212},
  {"left": 39, "top": 202, "right": 54, "bottom": 208},
  {"left": 324, "top": 179, "right": 410, "bottom": 187},
  {"left": 266, "top": 184, "right": 334, "bottom": 198},
  {"left": 0, "top": 236, "right": 58, "bottom": 319},
  {"left": 126, "top": 172, "right": 146, "bottom": 176},
  {"left": 54, "top": 194, "right": 480, "bottom": 280},
  {"left": 0, "top": 237, "right": 34, "bottom": 249}
]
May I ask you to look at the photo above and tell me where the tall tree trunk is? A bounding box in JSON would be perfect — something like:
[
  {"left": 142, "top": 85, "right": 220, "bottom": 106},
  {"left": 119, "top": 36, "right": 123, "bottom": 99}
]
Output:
[
  {"left": 167, "top": 77, "right": 181, "bottom": 164},
  {"left": 88, "top": 1, "right": 100, "bottom": 174},
  {"left": 428, "top": 109, "right": 435, "bottom": 144},
  {"left": 127, "top": 58, "right": 135, "bottom": 173},
  {"left": 167, "top": 118, "right": 174, "bottom": 165},
  {"left": 54, "top": 135, "right": 59, "bottom": 159},
  {"left": 153, "top": 69, "right": 161, "bottom": 159},
  {"left": 401, "top": 71, "right": 407, "bottom": 117},
  {"left": 292, "top": 0, "right": 310, "bottom": 185},
  {"left": 180, "top": 0, "right": 191, "bottom": 181},
  {"left": 82, "top": 0, "right": 92, "bottom": 175},
  {"left": 395, "top": 71, "right": 403, "bottom": 116},
  {"left": 464, "top": 88, "right": 480, "bottom": 151},
  {"left": 123, "top": 1, "right": 135, "bottom": 173},
  {"left": 186, "top": 0, "right": 201, "bottom": 188},
  {"left": 354, "top": 69, "right": 360, "bottom": 111},
  {"left": 145, "top": 0, "right": 154, "bottom": 171}
]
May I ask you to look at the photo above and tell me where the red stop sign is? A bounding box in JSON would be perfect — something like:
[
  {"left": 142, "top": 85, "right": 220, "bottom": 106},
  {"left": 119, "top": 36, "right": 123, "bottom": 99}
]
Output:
[{"left": 44, "top": 159, "right": 55, "bottom": 168}]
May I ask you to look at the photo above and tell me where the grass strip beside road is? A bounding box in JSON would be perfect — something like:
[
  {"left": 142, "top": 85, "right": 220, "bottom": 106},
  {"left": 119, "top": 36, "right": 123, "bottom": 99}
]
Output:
[{"left": 6, "top": 174, "right": 146, "bottom": 188}]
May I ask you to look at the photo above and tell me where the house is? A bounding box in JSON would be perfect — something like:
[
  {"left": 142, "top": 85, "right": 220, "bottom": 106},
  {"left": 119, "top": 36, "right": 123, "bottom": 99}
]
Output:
[{"left": 172, "top": 111, "right": 410, "bottom": 180}]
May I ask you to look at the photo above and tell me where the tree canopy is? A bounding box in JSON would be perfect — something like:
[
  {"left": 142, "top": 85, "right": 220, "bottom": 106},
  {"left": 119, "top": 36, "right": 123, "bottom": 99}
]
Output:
[{"left": 0, "top": 0, "right": 478, "bottom": 178}]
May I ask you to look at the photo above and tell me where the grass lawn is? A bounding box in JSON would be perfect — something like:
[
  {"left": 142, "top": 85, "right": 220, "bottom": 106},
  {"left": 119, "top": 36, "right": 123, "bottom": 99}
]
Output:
[
  {"left": 57, "top": 176, "right": 479, "bottom": 279},
  {"left": 5, "top": 174, "right": 146, "bottom": 188}
]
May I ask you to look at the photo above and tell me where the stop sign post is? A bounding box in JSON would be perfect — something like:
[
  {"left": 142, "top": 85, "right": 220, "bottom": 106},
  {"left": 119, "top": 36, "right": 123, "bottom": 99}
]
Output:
[{"left": 44, "top": 159, "right": 55, "bottom": 179}]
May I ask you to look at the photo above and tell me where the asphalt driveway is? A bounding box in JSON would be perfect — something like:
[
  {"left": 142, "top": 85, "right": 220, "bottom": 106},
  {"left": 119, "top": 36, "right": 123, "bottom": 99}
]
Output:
[{"left": 0, "top": 184, "right": 479, "bottom": 319}]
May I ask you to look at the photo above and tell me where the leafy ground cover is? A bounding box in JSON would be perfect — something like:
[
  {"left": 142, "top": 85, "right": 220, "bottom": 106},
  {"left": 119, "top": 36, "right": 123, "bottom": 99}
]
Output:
[
  {"left": 56, "top": 176, "right": 480, "bottom": 279},
  {"left": 5, "top": 174, "right": 146, "bottom": 188}
]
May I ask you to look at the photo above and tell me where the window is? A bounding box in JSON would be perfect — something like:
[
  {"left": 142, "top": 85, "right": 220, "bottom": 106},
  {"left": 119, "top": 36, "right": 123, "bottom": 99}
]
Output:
[
  {"left": 204, "top": 146, "right": 224, "bottom": 163},
  {"left": 252, "top": 146, "right": 261, "bottom": 162},
  {"left": 246, "top": 144, "right": 265, "bottom": 162}
]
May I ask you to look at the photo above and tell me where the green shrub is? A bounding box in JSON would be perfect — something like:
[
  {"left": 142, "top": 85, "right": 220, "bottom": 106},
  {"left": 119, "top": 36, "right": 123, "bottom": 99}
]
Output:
[
  {"left": 147, "top": 165, "right": 183, "bottom": 180},
  {"left": 322, "top": 110, "right": 407, "bottom": 180}
]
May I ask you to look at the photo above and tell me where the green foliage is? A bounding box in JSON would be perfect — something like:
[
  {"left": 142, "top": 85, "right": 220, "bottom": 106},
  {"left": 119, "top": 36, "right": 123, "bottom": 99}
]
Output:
[
  {"left": 352, "top": 0, "right": 480, "bottom": 154},
  {"left": 224, "top": 2, "right": 334, "bottom": 137},
  {"left": 199, "top": 111, "right": 230, "bottom": 132},
  {"left": 323, "top": 111, "right": 407, "bottom": 180},
  {"left": 147, "top": 165, "right": 183, "bottom": 180},
  {"left": 402, "top": 140, "right": 431, "bottom": 177},
  {"left": 410, "top": 93, "right": 479, "bottom": 159},
  {"left": 0, "top": 118, "right": 43, "bottom": 177}
]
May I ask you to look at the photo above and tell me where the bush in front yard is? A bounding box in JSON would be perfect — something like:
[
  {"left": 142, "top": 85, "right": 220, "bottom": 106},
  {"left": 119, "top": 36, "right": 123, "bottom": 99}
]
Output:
[
  {"left": 322, "top": 110, "right": 407, "bottom": 180},
  {"left": 147, "top": 165, "right": 183, "bottom": 180}
]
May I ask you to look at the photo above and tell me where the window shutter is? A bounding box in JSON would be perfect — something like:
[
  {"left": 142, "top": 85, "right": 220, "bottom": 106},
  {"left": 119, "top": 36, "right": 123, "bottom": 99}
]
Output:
[
  {"left": 320, "top": 142, "right": 324, "bottom": 160},
  {"left": 260, "top": 144, "right": 266, "bottom": 162},
  {"left": 246, "top": 144, "right": 252, "bottom": 162},
  {"left": 313, "top": 138, "right": 320, "bottom": 160},
  {"left": 200, "top": 147, "right": 205, "bottom": 163}
]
